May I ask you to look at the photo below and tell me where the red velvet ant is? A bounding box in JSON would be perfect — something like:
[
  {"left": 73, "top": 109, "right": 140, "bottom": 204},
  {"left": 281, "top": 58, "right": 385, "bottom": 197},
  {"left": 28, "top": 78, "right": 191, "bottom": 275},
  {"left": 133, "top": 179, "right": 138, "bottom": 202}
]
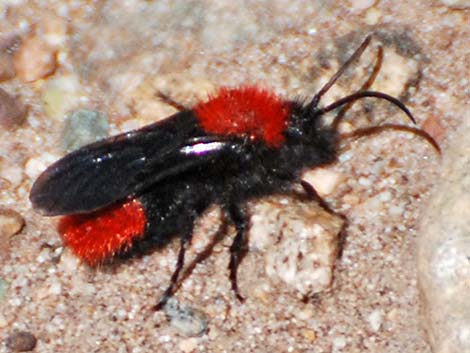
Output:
[{"left": 29, "top": 35, "right": 438, "bottom": 309}]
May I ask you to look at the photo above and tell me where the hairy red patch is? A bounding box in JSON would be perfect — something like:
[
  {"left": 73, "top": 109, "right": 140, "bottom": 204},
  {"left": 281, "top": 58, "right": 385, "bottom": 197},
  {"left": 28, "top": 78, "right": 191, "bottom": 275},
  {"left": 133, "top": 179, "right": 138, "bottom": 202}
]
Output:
[
  {"left": 58, "top": 199, "right": 146, "bottom": 265},
  {"left": 194, "top": 86, "right": 291, "bottom": 147}
]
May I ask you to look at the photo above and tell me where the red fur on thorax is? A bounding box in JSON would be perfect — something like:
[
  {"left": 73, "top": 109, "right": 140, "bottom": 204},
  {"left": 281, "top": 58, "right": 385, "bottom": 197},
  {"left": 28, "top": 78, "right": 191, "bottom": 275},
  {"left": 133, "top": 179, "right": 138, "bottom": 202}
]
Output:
[
  {"left": 194, "top": 86, "right": 290, "bottom": 147},
  {"left": 58, "top": 199, "right": 146, "bottom": 265}
]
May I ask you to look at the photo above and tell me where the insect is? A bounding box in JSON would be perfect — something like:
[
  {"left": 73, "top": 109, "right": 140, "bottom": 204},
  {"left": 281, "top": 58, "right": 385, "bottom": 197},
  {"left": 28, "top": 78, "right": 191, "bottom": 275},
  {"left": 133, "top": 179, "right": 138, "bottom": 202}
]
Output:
[{"left": 29, "top": 35, "right": 438, "bottom": 309}]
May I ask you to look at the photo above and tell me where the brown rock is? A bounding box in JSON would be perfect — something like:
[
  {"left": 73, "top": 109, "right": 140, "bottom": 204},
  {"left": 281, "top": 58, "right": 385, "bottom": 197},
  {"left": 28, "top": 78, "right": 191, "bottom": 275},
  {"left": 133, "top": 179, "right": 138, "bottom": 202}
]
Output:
[
  {"left": 0, "top": 88, "right": 26, "bottom": 130},
  {"left": 422, "top": 114, "right": 447, "bottom": 145},
  {"left": 0, "top": 208, "right": 25, "bottom": 238},
  {"left": 0, "top": 206, "right": 23, "bottom": 265},
  {"left": 14, "top": 36, "right": 57, "bottom": 82},
  {"left": 0, "top": 53, "right": 15, "bottom": 82},
  {"left": 0, "top": 34, "right": 20, "bottom": 82},
  {"left": 5, "top": 331, "right": 37, "bottom": 352}
]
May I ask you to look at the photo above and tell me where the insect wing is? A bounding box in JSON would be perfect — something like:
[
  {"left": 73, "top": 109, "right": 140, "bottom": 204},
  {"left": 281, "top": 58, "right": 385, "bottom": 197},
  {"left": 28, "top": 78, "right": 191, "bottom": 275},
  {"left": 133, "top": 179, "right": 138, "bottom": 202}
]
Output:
[{"left": 30, "top": 111, "right": 240, "bottom": 216}]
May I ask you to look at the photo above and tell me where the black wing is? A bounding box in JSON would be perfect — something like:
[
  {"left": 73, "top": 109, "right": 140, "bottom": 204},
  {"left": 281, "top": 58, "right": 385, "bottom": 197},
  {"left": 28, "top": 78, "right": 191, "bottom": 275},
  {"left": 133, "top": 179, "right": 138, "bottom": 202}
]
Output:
[{"left": 30, "top": 110, "right": 244, "bottom": 216}]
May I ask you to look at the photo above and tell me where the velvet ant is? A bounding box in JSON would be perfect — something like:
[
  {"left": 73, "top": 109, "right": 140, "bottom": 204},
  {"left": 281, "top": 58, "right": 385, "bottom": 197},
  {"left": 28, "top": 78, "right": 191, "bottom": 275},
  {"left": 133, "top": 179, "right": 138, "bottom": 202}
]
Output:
[{"left": 29, "top": 35, "right": 438, "bottom": 309}]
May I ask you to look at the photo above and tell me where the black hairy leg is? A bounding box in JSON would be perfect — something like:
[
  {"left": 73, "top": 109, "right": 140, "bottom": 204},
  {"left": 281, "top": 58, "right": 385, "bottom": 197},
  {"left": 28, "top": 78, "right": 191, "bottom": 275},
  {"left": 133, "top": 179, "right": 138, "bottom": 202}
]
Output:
[
  {"left": 299, "top": 179, "right": 339, "bottom": 216},
  {"left": 154, "top": 226, "right": 194, "bottom": 311},
  {"left": 226, "top": 202, "right": 250, "bottom": 302},
  {"left": 154, "top": 199, "right": 250, "bottom": 309}
]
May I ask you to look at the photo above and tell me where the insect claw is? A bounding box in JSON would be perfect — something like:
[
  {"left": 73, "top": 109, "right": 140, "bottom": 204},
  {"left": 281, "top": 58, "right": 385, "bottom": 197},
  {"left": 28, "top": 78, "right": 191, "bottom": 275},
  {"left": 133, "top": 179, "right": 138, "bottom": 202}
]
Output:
[
  {"left": 154, "top": 293, "right": 171, "bottom": 311},
  {"left": 235, "top": 292, "right": 245, "bottom": 303}
]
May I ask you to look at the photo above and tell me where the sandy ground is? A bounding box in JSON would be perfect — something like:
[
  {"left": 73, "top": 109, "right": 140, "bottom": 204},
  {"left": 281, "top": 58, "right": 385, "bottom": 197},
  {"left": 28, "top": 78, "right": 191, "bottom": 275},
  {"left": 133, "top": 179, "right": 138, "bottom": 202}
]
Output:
[{"left": 1, "top": 1, "right": 468, "bottom": 352}]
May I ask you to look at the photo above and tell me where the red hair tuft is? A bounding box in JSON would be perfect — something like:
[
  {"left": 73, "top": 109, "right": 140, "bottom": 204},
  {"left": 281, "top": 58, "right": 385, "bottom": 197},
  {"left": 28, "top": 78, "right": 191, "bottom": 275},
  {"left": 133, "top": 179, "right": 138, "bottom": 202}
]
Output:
[
  {"left": 194, "top": 86, "right": 291, "bottom": 147},
  {"left": 58, "top": 199, "right": 146, "bottom": 265}
]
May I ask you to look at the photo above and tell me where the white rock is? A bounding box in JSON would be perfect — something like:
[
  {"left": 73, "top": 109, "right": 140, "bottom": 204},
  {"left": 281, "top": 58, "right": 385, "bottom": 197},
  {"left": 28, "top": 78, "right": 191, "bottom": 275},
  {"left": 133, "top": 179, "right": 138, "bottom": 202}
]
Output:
[
  {"left": 301, "top": 168, "right": 344, "bottom": 196},
  {"left": 249, "top": 195, "right": 344, "bottom": 296},
  {"left": 418, "top": 118, "right": 470, "bottom": 353},
  {"left": 367, "top": 309, "right": 384, "bottom": 332},
  {"left": 25, "top": 153, "right": 59, "bottom": 179},
  {"left": 178, "top": 337, "right": 199, "bottom": 353},
  {"left": 48, "top": 281, "right": 62, "bottom": 295}
]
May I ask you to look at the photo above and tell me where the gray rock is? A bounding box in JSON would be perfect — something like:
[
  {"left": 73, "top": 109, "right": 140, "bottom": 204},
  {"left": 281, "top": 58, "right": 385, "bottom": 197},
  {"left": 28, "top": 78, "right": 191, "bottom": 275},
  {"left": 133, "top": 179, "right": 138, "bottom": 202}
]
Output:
[
  {"left": 163, "top": 297, "right": 209, "bottom": 337},
  {"left": 62, "top": 109, "right": 109, "bottom": 152}
]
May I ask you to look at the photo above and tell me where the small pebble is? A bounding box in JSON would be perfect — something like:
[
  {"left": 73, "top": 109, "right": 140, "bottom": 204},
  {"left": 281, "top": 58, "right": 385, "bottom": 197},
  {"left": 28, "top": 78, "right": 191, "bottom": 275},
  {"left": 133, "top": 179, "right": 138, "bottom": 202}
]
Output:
[
  {"left": 367, "top": 309, "right": 384, "bottom": 332},
  {"left": 301, "top": 328, "right": 317, "bottom": 342},
  {"left": 57, "top": 248, "right": 79, "bottom": 272},
  {"left": 295, "top": 307, "right": 315, "bottom": 321},
  {"left": 178, "top": 337, "right": 199, "bottom": 353},
  {"left": 0, "top": 208, "right": 24, "bottom": 260},
  {"left": 422, "top": 114, "right": 446, "bottom": 145},
  {"left": 0, "top": 208, "right": 24, "bottom": 238},
  {"left": 0, "top": 88, "right": 26, "bottom": 130},
  {"left": 0, "top": 33, "right": 20, "bottom": 53},
  {"left": 163, "top": 298, "right": 209, "bottom": 337},
  {"left": 0, "top": 161, "right": 23, "bottom": 186},
  {"left": 301, "top": 168, "right": 344, "bottom": 196},
  {"left": 24, "top": 153, "right": 58, "bottom": 180},
  {"left": 5, "top": 331, "right": 37, "bottom": 352},
  {"left": 42, "top": 15, "right": 68, "bottom": 47},
  {"left": 349, "top": 0, "right": 377, "bottom": 11},
  {"left": 0, "top": 52, "right": 15, "bottom": 81},
  {"left": 332, "top": 335, "right": 347, "bottom": 350},
  {"left": 0, "top": 33, "right": 20, "bottom": 81},
  {"left": 62, "top": 109, "right": 109, "bottom": 152},
  {"left": 0, "top": 278, "right": 9, "bottom": 300},
  {"left": 438, "top": 0, "right": 470, "bottom": 8},
  {"left": 48, "top": 281, "right": 62, "bottom": 295},
  {"left": 41, "top": 74, "right": 85, "bottom": 121},
  {"left": 364, "top": 7, "right": 382, "bottom": 25},
  {"left": 14, "top": 35, "right": 57, "bottom": 82}
]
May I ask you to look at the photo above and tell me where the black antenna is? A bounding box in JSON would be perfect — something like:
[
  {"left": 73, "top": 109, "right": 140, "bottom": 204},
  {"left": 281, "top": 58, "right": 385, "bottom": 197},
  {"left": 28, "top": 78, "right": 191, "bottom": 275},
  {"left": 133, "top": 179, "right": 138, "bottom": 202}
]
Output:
[
  {"left": 331, "top": 46, "right": 384, "bottom": 130},
  {"left": 308, "top": 35, "right": 372, "bottom": 110},
  {"left": 340, "top": 124, "right": 441, "bottom": 153},
  {"left": 317, "top": 91, "right": 416, "bottom": 124},
  {"left": 309, "top": 36, "right": 417, "bottom": 127}
]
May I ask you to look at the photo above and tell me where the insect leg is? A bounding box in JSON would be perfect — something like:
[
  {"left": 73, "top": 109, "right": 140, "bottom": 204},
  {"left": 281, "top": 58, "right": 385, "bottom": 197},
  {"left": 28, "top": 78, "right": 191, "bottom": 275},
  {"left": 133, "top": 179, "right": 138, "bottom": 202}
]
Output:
[
  {"left": 154, "top": 227, "right": 193, "bottom": 310},
  {"left": 300, "top": 180, "right": 348, "bottom": 256},
  {"left": 227, "top": 203, "right": 249, "bottom": 302},
  {"left": 300, "top": 179, "right": 339, "bottom": 215},
  {"left": 155, "top": 92, "right": 188, "bottom": 111}
]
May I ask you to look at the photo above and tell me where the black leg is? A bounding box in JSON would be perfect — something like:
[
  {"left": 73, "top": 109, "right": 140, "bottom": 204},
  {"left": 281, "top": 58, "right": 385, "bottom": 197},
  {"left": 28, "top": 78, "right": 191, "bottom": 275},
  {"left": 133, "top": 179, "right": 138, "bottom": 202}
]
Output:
[
  {"left": 154, "top": 229, "right": 193, "bottom": 310},
  {"left": 155, "top": 92, "right": 187, "bottom": 111},
  {"left": 300, "top": 180, "right": 338, "bottom": 215},
  {"left": 227, "top": 203, "right": 249, "bottom": 302},
  {"left": 300, "top": 180, "right": 348, "bottom": 258}
]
